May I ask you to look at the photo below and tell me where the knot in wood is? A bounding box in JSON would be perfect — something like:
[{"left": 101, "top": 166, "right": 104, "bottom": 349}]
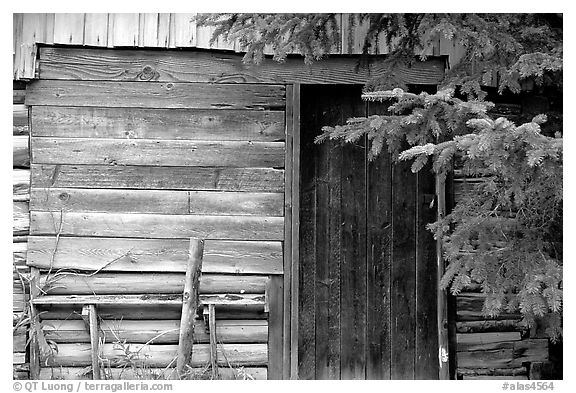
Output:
[
  {"left": 136, "top": 65, "right": 158, "bottom": 81},
  {"left": 58, "top": 192, "right": 70, "bottom": 201}
]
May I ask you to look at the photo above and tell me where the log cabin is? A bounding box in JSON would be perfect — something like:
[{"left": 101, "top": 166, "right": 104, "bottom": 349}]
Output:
[{"left": 12, "top": 13, "right": 553, "bottom": 380}]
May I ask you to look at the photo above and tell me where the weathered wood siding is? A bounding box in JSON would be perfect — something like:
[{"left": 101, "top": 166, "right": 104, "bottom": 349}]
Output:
[
  {"left": 25, "top": 49, "right": 289, "bottom": 380},
  {"left": 13, "top": 13, "right": 463, "bottom": 80},
  {"left": 13, "top": 81, "right": 30, "bottom": 380},
  {"left": 298, "top": 85, "right": 438, "bottom": 379}
]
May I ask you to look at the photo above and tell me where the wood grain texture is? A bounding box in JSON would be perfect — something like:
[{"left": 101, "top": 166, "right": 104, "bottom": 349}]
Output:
[
  {"left": 30, "top": 211, "right": 284, "bottom": 240},
  {"left": 47, "top": 343, "right": 268, "bottom": 367},
  {"left": 13, "top": 201, "right": 29, "bottom": 236},
  {"left": 31, "top": 106, "right": 285, "bottom": 141},
  {"left": 390, "top": 159, "right": 417, "bottom": 379},
  {"left": 37, "top": 304, "right": 267, "bottom": 321},
  {"left": 13, "top": 169, "right": 30, "bottom": 198},
  {"left": 13, "top": 135, "right": 29, "bottom": 168},
  {"left": 38, "top": 46, "right": 445, "bottom": 85},
  {"left": 366, "top": 143, "right": 392, "bottom": 379},
  {"left": 13, "top": 104, "right": 28, "bottom": 136},
  {"left": 83, "top": 14, "right": 108, "bottom": 46},
  {"left": 110, "top": 13, "right": 139, "bottom": 47},
  {"left": 340, "top": 137, "right": 367, "bottom": 380},
  {"left": 267, "top": 275, "right": 283, "bottom": 380},
  {"left": 415, "top": 166, "right": 438, "bottom": 379},
  {"left": 53, "top": 14, "right": 85, "bottom": 45},
  {"left": 38, "top": 273, "right": 267, "bottom": 295},
  {"left": 188, "top": 191, "right": 284, "bottom": 216},
  {"left": 38, "top": 366, "right": 268, "bottom": 380},
  {"left": 31, "top": 137, "right": 285, "bottom": 168},
  {"left": 31, "top": 188, "right": 189, "bottom": 214},
  {"left": 33, "top": 294, "right": 266, "bottom": 306},
  {"left": 26, "top": 80, "right": 285, "bottom": 110},
  {"left": 31, "top": 164, "right": 284, "bottom": 192},
  {"left": 27, "top": 237, "right": 283, "bottom": 274},
  {"left": 177, "top": 238, "right": 203, "bottom": 377}
]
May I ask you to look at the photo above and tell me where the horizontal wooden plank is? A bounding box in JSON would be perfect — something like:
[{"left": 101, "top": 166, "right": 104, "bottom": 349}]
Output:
[
  {"left": 457, "top": 332, "right": 522, "bottom": 345},
  {"left": 37, "top": 304, "right": 267, "bottom": 321},
  {"left": 188, "top": 191, "right": 284, "bottom": 216},
  {"left": 48, "top": 343, "right": 268, "bottom": 367},
  {"left": 31, "top": 164, "right": 285, "bottom": 192},
  {"left": 31, "top": 106, "right": 285, "bottom": 141},
  {"left": 13, "top": 105, "right": 29, "bottom": 136},
  {"left": 512, "top": 339, "right": 548, "bottom": 367},
  {"left": 463, "top": 375, "right": 528, "bottom": 380},
  {"left": 38, "top": 366, "right": 268, "bottom": 380},
  {"left": 457, "top": 293, "right": 523, "bottom": 321},
  {"left": 27, "top": 237, "right": 283, "bottom": 274},
  {"left": 13, "top": 332, "right": 27, "bottom": 353},
  {"left": 457, "top": 348, "right": 515, "bottom": 369},
  {"left": 26, "top": 80, "right": 285, "bottom": 110},
  {"left": 38, "top": 46, "right": 445, "bottom": 85},
  {"left": 13, "top": 353, "right": 26, "bottom": 365},
  {"left": 30, "top": 211, "right": 284, "bottom": 240},
  {"left": 38, "top": 273, "right": 267, "bottom": 294},
  {"left": 13, "top": 201, "right": 29, "bottom": 236},
  {"left": 31, "top": 188, "right": 189, "bottom": 214},
  {"left": 457, "top": 366, "right": 527, "bottom": 377},
  {"left": 31, "top": 137, "right": 286, "bottom": 168},
  {"left": 32, "top": 294, "right": 266, "bottom": 306},
  {"left": 13, "top": 135, "right": 29, "bottom": 168},
  {"left": 13, "top": 169, "right": 30, "bottom": 198},
  {"left": 456, "top": 319, "right": 528, "bottom": 334},
  {"left": 43, "top": 319, "right": 268, "bottom": 344}
]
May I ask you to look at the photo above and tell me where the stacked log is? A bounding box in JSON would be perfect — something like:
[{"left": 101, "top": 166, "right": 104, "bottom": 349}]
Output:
[
  {"left": 13, "top": 81, "right": 30, "bottom": 379},
  {"left": 453, "top": 101, "right": 551, "bottom": 380}
]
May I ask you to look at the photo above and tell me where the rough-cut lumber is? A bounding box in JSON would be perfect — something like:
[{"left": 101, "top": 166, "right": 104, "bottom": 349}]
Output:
[
  {"left": 27, "top": 237, "right": 283, "bottom": 274},
  {"left": 31, "top": 164, "right": 284, "bottom": 192},
  {"left": 31, "top": 137, "right": 286, "bottom": 168},
  {"left": 47, "top": 343, "right": 268, "bottom": 368},
  {"left": 13, "top": 201, "right": 29, "bottom": 236},
  {"left": 33, "top": 293, "right": 266, "bottom": 307},
  {"left": 13, "top": 135, "right": 29, "bottom": 168},
  {"left": 38, "top": 366, "right": 268, "bottom": 380},
  {"left": 13, "top": 104, "right": 29, "bottom": 135},
  {"left": 42, "top": 319, "right": 268, "bottom": 344},
  {"left": 457, "top": 332, "right": 522, "bottom": 349},
  {"left": 38, "top": 46, "right": 445, "bottom": 85},
  {"left": 31, "top": 106, "right": 285, "bottom": 141},
  {"left": 456, "top": 319, "right": 528, "bottom": 334},
  {"left": 30, "top": 211, "right": 285, "bottom": 240},
  {"left": 26, "top": 80, "right": 286, "bottom": 110},
  {"left": 38, "top": 304, "right": 267, "bottom": 321},
  {"left": 177, "top": 238, "right": 203, "bottom": 377},
  {"left": 30, "top": 188, "right": 189, "bottom": 214},
  {"left": 38, "top": 273, "right": 267, "bottom": 295},
  {"left": 463, "top": 375, "right": 528, "bottom": 380},
  {"left": 13, "top": 169, "right": 30, "bottom": 199},
  {"left": 511, "top": 339, "right": 549, "bottom": 367},
  {"left": 457, "top": 347, "right": 515, "bottom": 369},
  {"left": 188, "top": 191, "right": 284, "bottom": 216},
  {"left": 13, "top": 330, "right": 27, "bottom": 352},
  {"left": 457, "top": 292, "right": 523, "bottom": 321},
  {"left": 457, "top": 366, "right": 527, "bottom": 376}
]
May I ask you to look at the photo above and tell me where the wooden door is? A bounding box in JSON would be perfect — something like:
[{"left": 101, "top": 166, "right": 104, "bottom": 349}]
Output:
[{"left": 298, "top": 85, "right": 438, "bottom": 379}]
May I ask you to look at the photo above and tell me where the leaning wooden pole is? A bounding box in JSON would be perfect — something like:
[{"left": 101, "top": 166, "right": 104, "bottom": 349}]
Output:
[
  {"left": 436, "top": 174, "right": 450, "bottom": 379},
  {"left": 177, "top": 238, "right": 204, "bottom": 379}
]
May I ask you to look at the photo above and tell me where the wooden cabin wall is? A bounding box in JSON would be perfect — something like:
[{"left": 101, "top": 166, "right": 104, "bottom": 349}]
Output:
[
  {"left": 298, "top": 85, "right": 438, "bottom": 379},
  {"left": 13, "top": 81, "right": 30, "bottom": 379},
  {"left": 23, "top": 48, "right": 292, "bottom": 380}
]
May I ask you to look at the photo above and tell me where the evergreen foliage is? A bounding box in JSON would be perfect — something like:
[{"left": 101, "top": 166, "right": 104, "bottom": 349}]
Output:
[{"left": 199, "top": 14, "right": 563, "bottom": 338}]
